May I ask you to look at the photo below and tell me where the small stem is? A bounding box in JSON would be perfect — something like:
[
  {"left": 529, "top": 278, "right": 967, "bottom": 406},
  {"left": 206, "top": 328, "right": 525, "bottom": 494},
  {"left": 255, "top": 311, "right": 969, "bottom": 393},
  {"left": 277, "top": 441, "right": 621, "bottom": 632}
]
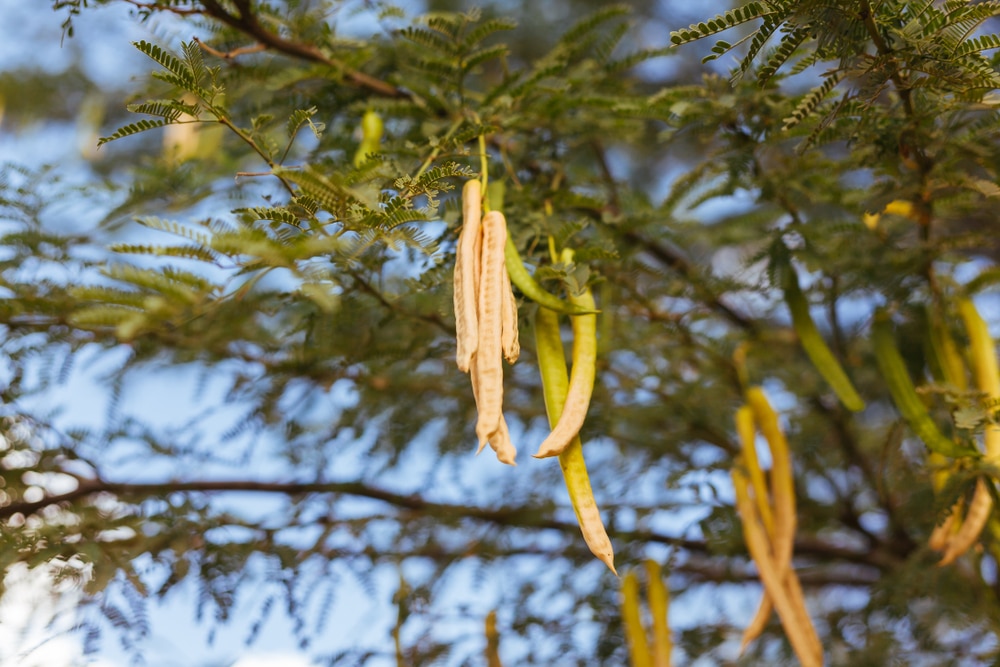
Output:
[
  {"left": 479, "top": 131, "right": 490, "bottom": 209},
  {"left": 413, "top": 116, "right": 465, "bottom": 180},
  {"left": 217, "top": 116, "right": 296, "bottom": 196}
]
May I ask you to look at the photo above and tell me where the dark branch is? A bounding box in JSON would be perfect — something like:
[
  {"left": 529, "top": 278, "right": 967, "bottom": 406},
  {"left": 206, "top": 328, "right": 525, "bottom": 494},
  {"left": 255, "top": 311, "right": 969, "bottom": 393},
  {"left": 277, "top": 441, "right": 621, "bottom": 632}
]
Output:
[
  {"left": 4, "top": 476, "right": 893, "bottom": 571},
  {"left": 192, "top": 0, "right": 411, "bottom": 100}
]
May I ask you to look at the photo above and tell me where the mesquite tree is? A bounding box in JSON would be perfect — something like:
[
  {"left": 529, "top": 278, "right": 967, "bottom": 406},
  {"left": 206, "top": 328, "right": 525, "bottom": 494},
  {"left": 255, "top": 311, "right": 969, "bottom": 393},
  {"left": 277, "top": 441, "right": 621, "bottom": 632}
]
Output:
[{"left": 4, "top": 0, "right": 1000, "bottom": 664}]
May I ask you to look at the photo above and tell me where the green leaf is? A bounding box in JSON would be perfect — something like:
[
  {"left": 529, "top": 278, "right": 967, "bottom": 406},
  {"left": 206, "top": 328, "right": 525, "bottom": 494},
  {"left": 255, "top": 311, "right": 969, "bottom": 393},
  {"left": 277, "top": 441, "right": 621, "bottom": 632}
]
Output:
[
  {"left": 669, "top": 2, "right": 769, "bottom": 46},
  {"left": 98, "top": 119, "right": 170, "bottom": 145}
]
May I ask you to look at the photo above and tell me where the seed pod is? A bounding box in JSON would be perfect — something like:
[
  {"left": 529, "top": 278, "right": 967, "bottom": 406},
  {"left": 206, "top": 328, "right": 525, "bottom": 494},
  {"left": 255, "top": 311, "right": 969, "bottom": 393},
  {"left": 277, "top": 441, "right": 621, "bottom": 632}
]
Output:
[
  {"left": 958, "top": 298, "right": 1000, "bottom": 458},
  {"left": 484, "top": 610, "right": 503, "bottom": 667},
  {"left": 783, "top": 269, "right": 865, "bottom": 412},
  {"left": 920, "top": 305, "right": 969, "bottom": 553},
  {"left": 928, "top": 510, "right": 958, "bottom": 552},
  {"left": 939, "top": 480, "right": 990, "bottom": 565},
  {"left": 740, "top": 595, "right": 774, "bottom": 655},
  {"left": 621, "top": 570, "right": 652, "bottom": 667},
  {"left": 501, "top": 256, "right": 520, "bottom": 363},
  {"left": 644, "top": 559, "right": 673, "bottom": 667},
  {"left": 745, "top": 387, "right": 796, "bottom": 571},
  {"left": 534, "top": 253, "right": 598, "bottom": 459},
  {"left": 352, "top": 109, "right": 384, "bottom": 167},
  {"left": 734, "top": 403, "right": 777, "bottom": 654},
  {"left": 454, "top": 180, "right": 482, "bottom": 373},
  {"left": 534, "top": 305, "right": 615, "bottom": 573},
  {"left": 922, "top": 306, "right": 968, "bottom": 392},
  {"left": 735, "top": 405, "right": 774, "bottom": 538},
  {"left": 938, "top": 298, "right": 1000, "bottom": 565},
  {"left": 505, "top": 237, "right": 598, "bottom": 315},
  {"left": 469, "top": 358, "right": 517, "bottom": 465},
  {"left": 872, "top": 309, "right": 980, "bottom": 459},
  {"left": 475, "top": 210, "right": 508, "bottom": 451},
  {"left": 732, "top": 468, "right": 823, "bottom": 667}
]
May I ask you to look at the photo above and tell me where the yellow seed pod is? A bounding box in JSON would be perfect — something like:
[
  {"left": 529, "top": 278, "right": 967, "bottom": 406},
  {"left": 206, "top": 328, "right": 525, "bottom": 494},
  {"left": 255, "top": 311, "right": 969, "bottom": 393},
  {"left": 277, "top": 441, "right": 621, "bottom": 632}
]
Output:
[
  {"left": 485, "top": 610, "right": 503, "bottom": 667},
  {"left": 534, "top": 306, "right": 614, "bottom": 572},
  {"left": 745, "top": 387, "right": 796, "bottom": 570},
  {"left": 533, "top": 249, "right": 598, "bottom": 459},
  {"left": 621, "top": 570, "right": 652, "bottom": 667},
  {"left": 938, "top": 298, "right": 1000, "bottom": 565},
  {"left": 735, "top": 405, "right": 774, "bottom": 538},
  {"left": 644, "top": 560, "right": 673, "bottom": 667},
  {"left": 732, "top": 467, "right": 823, "bottom": 667},
  {"left": 352, "top": 109, "right": 383, "bottom": 167}
]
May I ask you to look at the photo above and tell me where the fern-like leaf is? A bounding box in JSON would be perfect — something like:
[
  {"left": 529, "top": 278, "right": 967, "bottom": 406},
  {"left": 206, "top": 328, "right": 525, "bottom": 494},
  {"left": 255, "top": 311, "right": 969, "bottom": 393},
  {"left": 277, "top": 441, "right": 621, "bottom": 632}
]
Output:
[
  {"left": 757, "top": 26, "right": 812, "bottom": 84},
  {"left": 669, "top": 2, "right": 770, "bottom": 46},
  {"left": 462, "top": 17, "right": 517, "bottom": 49},
  {"left": 399, "top": 26, "right": 457, "bottom": 56},
  {"left": 462, "top": 44, "right": 509, "bottom": 73},
  {"left": 734, "top": 18, "right": 785, "bottom": 82},
  {"left": 110, "top": 243, "right": 219, "bottom": 263},
  {"left": 98, "top": 119, "right": 170, "bottom": 146},
  {"left": 136, "top": 217, "right": 213, "bottom": 246},
  {"left": 954, "top": 33, "right": 1000, "bottom": 56},
  {"left": 594, "top": 21, "right": 630, "bottom": 64},
  {"left": 605, "top": 46, "right": 674, "bottom": 74},
  {"left": 181, "top": 40, "right": 208, "bottom": 88},
  {"left": 426, "top": 13, "right": 465, "bottom": 39},
  {"left": 286, "top": 107, "right": 324, "bottom": 140},
  {"left": 133, "top": 40, "right": 190, "bottom": 82},
  {"left": 783, "top": 71, "right": 845, "bottom": 131},
  {"left": 277, "top": 167, "right": 374, "bottom": 216},
  {"left": 239, "top": 207, "right": 304, "bottom": 227},
  {"left": 125, "top": 101, "right": 192, "bottom": 122},
  {"left": 558, "top": 4, "right": 631, "bottom": 50}
]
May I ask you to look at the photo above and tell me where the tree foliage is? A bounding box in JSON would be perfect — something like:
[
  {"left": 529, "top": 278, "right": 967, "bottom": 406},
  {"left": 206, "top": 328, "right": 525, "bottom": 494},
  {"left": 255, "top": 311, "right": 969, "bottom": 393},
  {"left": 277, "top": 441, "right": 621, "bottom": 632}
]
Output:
[{"left": 4, "top": 0, "right": 1000, "bottom": 663}]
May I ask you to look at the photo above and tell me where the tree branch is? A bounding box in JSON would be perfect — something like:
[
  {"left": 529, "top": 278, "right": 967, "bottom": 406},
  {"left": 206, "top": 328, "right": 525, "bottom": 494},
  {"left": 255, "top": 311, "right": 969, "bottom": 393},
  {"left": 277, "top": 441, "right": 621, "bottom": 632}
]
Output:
[
  {"left": 4, "top": 476, "right": 894, "bottom": 571},
  {"left": 192, "top": 0, "right": 411, "bottom": 100}
]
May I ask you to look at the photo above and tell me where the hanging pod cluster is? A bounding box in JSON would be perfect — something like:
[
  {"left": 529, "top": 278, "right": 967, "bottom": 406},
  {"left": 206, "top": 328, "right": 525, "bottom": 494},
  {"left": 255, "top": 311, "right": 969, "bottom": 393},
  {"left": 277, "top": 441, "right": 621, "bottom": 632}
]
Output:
[
  {"left": 534, "top": 299, "right": 615, "bottom": 573},
  {"left": 452, "top": 180, "right": 614, "bottom": 572},
  {"left": 453, "top": 179, "right": 520, "bottom": 465},
  {"left": 731, "top": 387, "right": 823, "bottom": 667}
]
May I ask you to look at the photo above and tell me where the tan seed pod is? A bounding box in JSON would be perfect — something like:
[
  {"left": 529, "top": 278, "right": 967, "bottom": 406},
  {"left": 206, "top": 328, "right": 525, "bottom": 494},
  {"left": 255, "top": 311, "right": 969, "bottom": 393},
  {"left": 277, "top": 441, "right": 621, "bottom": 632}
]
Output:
[
  {"left": 928, "top": 508, "right": 959, "bottom": 552},
  {"left": 454, "top": 180, "right": 482, "bottom": 373},
  {"left": 491, "top": 413, "right": 518, "bottom": 465},
  {"left": 501, "top": 257, "right": 520, "bottom": 364},
  {"left": 732, "top": 468, "right": 823, "bottom": 667},
  {"left": 740, "top": 595, "right": 774, "bottom": 655},
  {"left": 474, "top": 210, "right": 508, "bottom": 451},
  {"left": 746, "top": 387, "right": 796, "bottom": 571},
  {"left": 939, "top": 480, "right": 991, "bottom": 565},
  {"left": 469, "top": 356, "right": 517, "bottom": 466}
]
